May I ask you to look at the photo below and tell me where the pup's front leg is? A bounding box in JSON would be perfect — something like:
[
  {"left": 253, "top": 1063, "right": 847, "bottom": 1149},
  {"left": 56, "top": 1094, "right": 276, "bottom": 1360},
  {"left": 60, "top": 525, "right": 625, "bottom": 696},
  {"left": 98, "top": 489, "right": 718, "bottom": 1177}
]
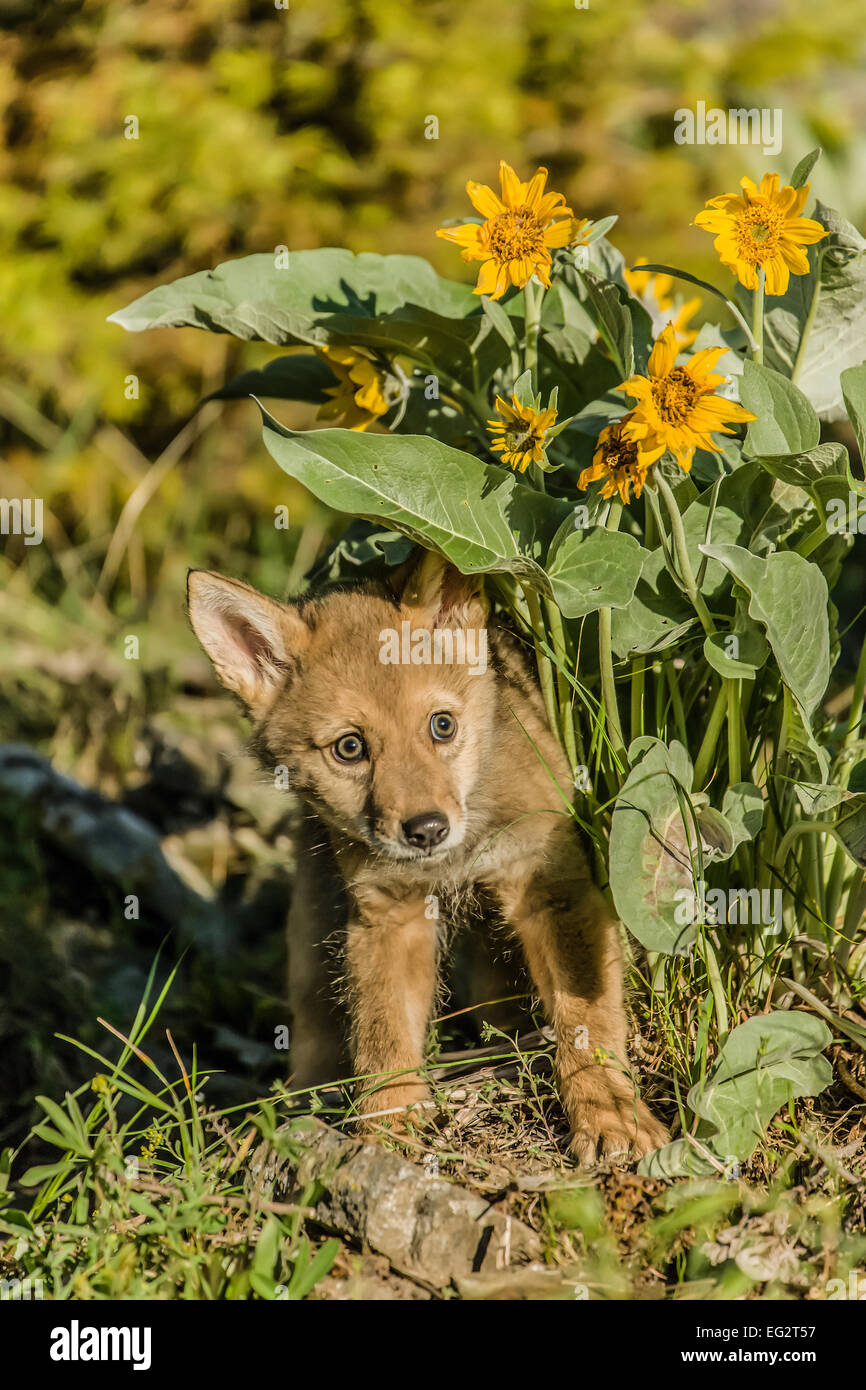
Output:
[
  {"left": 345, "top": 882, "right": 438, "bottom": 1129},
  {"left": 496, "top": 848, "right": 668, "bottom": 1164}
]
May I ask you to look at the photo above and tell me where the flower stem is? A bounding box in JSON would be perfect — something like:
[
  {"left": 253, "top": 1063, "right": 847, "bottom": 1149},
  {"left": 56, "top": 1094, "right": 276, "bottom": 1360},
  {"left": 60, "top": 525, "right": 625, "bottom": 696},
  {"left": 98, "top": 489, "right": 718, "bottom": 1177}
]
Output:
[
  {"left": 630, "top": 657, "right": 645, "bottom": 742},
  {"left": 653, "top": 471, "right": 716, "bottom": 637},
  {"left": 693, "top": 680, "right": 727, "bottom": 789},
  {"left": 523, "top": 584, "right": 562, "bottom": 751},
  {"left": 703, "top": 934, "right": 729, "bottom": 1043},
  {"left": 545, "top": 595, "right": 580, "bottom": 775},
  {"left": 791, "top": 276, "right": 821, "bottom": 385},
  {"left": 599, "top": 501, "right": 626, "bottom": 765},
  {"left": 726, "top": 678, "right": 742, "bottom": 785},
  {"left": 523, "top": 279, "right": 543, "bottom": 393},
  {"left": 752, "top": 266, "right": 765, "bottom": 365}
]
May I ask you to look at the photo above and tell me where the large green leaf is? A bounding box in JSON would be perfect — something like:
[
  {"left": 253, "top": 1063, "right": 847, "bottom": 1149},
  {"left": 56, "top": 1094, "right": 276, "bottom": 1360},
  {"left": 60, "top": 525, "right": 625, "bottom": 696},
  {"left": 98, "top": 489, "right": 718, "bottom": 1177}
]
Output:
[
  {"left": 110, "top": 248, "right": 479, "bottom": 336},
  {"left": 610, "top": 464, "right": 777, "bottom": 659},
  {"left": 609, "top": 739, "right": 701, "bottom": 955},
  {"left": 610, "top": 547, "right": 694, "bottom": 657},
  {"left": 739, "top": 203, "right": 866, "bottom": 420},
  {"left": 545, "top": 524, "right": 647, "bottom": 618},
  {"left": 752, "top": 442, "right": 849, "bottom": 496},
  {"left": 110, "top": 249, "right": 504, "bottom": 382},
  {"left": 640, "top": 1012, "right": 832, "bottom": 1177},
  {"left": 698, "top": 544, "right": 830, "bottom": 716},
  {"left": 841, "top": 361, "right": 866, "bottom": 464},
  {"left": 739, "top": 360, "right": 820, "bottom": 456},
  {"left": 258, "top": 407, "right": 571, "bottom": 590}
]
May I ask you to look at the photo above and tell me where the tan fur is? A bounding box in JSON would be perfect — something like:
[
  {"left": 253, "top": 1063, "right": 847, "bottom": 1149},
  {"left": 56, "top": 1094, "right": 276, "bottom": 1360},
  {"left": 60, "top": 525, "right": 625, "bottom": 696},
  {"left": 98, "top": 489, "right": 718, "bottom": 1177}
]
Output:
[{"left": 187, "top": 555, "right": 668, "bottom": 1162}]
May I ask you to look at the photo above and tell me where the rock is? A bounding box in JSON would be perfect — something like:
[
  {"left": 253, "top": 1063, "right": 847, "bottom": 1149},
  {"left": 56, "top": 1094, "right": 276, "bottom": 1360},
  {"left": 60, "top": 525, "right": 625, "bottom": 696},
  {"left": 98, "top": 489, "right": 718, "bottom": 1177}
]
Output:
[{"left": 248, "top": 1118, "right": 541, "bottom": 1290}]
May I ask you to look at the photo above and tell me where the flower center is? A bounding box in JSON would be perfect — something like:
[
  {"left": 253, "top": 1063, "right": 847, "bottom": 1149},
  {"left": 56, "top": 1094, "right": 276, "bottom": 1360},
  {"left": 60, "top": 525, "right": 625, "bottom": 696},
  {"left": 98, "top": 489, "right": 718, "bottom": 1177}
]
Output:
[
  {"left": 604, "top": 437, "right": 640, "bottom": 472},
  {"left": 734, "top": 202, "right": 784, "bottom": 264},
  {"left": 487, "top": 207, "right": 546, "bottom": 261},
  {"left": 651, "top": 367, "right": 699, "bottom": 424},
  {"left": 504, "top": 425, "right": 535, "bottom": 455}
]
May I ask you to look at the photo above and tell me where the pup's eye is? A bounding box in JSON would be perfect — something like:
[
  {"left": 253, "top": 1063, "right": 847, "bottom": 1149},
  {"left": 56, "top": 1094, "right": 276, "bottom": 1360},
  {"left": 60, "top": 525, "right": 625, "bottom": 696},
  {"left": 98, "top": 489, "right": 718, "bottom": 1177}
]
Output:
[
  {"left": 332, "top": 734, "right": 367, "bottom": 764},
  {"left": 430, "top": 712, "right": 457, "bottom": 742}
]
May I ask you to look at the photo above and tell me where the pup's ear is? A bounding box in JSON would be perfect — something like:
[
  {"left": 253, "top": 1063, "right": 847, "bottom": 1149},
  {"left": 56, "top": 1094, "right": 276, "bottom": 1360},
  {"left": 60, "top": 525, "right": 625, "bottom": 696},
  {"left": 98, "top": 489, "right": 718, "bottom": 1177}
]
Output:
[
  {"left": 187, "top": 570, "right": 308, "bottom": 717},
  {"left": 399, "top": 549, "right": 488, "bottom": 628}
]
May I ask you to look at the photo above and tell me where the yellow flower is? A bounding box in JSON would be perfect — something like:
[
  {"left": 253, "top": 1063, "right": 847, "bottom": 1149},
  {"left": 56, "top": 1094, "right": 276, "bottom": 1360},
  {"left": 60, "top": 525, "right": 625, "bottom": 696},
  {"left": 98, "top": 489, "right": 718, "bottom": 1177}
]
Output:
[
  {"left": 693, "top": 174, "right": 826, "bottom": 295},
  {"left": 437, "top": 161, "right": 587, "bottom": 300},
  {"left": 140, "top": 1125, "right": 164, "bottom": 1160},
  {"left": 624, "top": 257, "right": 701, "bottom": 347},
  {"left": 315, "top": 345, "right": 391, "bottom": 431},
  {"left": 617, "top": 324, "right": 756, "bottom": 473},
  {"left": 578, "top": 414, "right": 665, "bottom": 504},
  {"left": 487, "top": 394, "right": 557, "bottom": 472}
]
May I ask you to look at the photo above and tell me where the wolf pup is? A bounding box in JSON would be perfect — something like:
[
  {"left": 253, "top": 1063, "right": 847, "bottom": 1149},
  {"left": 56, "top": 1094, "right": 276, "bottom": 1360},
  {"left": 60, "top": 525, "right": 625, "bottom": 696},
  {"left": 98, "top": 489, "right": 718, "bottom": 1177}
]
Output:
[{"left": 188, "top": 551, "right": 668, "bottom": 1162}]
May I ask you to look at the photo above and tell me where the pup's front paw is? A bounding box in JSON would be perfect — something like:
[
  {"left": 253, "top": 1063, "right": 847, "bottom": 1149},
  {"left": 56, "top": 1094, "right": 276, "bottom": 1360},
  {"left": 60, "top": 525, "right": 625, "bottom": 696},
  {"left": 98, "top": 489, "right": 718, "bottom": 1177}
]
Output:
[
  {"left": 564, "top": 1067, "right": 669, "bottom": 1166},
  {"left": 355, "top": 1081, "right": 432, "bottom": 1136}
]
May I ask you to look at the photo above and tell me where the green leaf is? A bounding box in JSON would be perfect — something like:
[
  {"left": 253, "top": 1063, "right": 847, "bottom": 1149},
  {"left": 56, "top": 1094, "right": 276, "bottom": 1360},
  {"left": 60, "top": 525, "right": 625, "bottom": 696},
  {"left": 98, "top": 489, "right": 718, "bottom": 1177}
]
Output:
[
  {"left": 703, "top": 628, "right": 769, "bottom": 680},
  {"left": 110, "top": 249, "right": 504, "bottom": 384},
  {"left": 790, "top": 148, "right": 821, "bottom": 189},
  {"left": 258, "top": 407, "right": 571, "bottom": 591},
  {"left": 753, "top": 442, "right": 849, "bottom": 495},
  {"left": 720, "top": 783, "right": 765, "bottom": 850},
  {"left": 305, "top": 520, "right": 416, "bottom": 586},
  {"left": 481, "top": 294, "right": 519, "bottom": 349},
  {"left": 609, "top": 739, "right": 701, "bottom": 955},
  {"left": 640, "top": 1012, "right": 832, "bottom": 1177},
  {"left": 18, "top": 1162, "right": 77, "bottom": 1187},
  {"left": 610, "top": 547, "right": 693, "bottom": 657},
  {"left": 578, "top": 271, "right": 636, "bottom": 378},
  {"left": 545, "top": 524, "right": 647, "bottom": 618},
  {"left": 740, "top": 360, "right": 820, "bottom": 456},
  {"left": 834, "top": 795, "right": 866, "bottom": 867},
  {"left": 110, "top": 248, "right": 479, "bottom": 337},
  {"left": 841, "top": 362, "right": 866, "bottom": 464},
  {"left": 512, "top": 369, "right": 535, "bottom": 408},
  {"left": 205, "top": 353, "right": 337, "bottom": 404},
  {"left": 287, "top": 1237, "right": 341, "bottom": 1300},
  {"left": 252, "top": 1214, "right": 281, "bottom": 1279},
  {"left": 631, "top": 264, "right": 757, "bottom": 352},
  {"left": 742, "top": 203, "right": 866, "bottom": 420},
  {"left": 698, "top": 544, "right": 830, "bottom": 716}
]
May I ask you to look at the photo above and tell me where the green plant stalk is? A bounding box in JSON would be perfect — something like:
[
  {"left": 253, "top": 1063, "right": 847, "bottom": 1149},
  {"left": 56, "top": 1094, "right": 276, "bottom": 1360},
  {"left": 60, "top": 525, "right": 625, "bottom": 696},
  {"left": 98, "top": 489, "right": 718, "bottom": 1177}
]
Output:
[
  {"left": 774, "top": 820, "right": 845, "bottom": 882},
  {"left": 803, "top": 831, "right": 825, "bottom": 933},
  {"left": 653, "top": 471, "right": 716, "bottom": 637},
  {"left": 693, "top": 680, "right": 727, "bottom": 789},
  {"left": 599, "top": 608, "right": 626, "bottom": 764},
  {"left": 630, "top": 657, "right": 645, "bottom": 742},
  {"left": 841, "top": 870, "right": 866, "bottom": 967},
  {"left": 523, "top": 584, "right": 564, "bottom": 754},
  {"left": 825, "top": 633, "right": 866, "bottom": 931},
  {"left": 545, "top": 595, "right": 580, "bottom": 775},
  {"left": 523, "top": 278, "right": 543, "bottom": 392},
  {"left": 599, "top": 501, "right": 626, "bottom": 764},
  {"left": 791, "top": 273, "right": 822, "bottom": 386},
  {"left": 664, "top": 657, "right": 688, "bottom": 745},
  {"left": 726, "top": 677, "right": 742, "bottom": 785},
  {"left": 752, "top": 266, "right": 765, "bottom": 365},
  {"left": 703, "top": 934, "right": 729, "bottom": 1043}
]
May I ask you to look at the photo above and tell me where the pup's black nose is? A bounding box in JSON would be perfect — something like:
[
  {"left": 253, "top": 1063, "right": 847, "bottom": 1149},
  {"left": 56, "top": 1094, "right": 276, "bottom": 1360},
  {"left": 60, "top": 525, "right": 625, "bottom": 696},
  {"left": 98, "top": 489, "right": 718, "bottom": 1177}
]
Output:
[{"left": 401, "top": 811, "right": 449, "bottom": 851}]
